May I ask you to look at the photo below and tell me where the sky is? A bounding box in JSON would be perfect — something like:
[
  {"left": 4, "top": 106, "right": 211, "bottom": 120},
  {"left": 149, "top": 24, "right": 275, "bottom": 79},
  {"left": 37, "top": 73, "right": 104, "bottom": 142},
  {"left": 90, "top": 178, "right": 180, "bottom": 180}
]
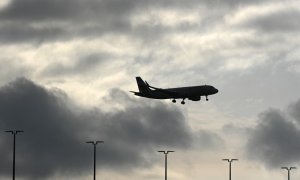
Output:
[{"left": 0, "top": 0, "right": 300, "bottom": 179}]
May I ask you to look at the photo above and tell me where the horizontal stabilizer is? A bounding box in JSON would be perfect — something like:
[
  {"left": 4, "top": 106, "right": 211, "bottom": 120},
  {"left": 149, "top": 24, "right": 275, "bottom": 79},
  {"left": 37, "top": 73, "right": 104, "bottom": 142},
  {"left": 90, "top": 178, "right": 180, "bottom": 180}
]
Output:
[{"left": 130, "top": 91, "right": 138, "bottom": 94}]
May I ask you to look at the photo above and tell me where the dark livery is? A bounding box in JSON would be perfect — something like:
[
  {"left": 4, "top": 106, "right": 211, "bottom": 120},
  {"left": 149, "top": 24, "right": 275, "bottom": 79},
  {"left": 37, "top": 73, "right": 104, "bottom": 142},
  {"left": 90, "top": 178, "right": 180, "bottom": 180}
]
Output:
[{"left": 130, "top": 77, "right": 218, "bottom": 104}]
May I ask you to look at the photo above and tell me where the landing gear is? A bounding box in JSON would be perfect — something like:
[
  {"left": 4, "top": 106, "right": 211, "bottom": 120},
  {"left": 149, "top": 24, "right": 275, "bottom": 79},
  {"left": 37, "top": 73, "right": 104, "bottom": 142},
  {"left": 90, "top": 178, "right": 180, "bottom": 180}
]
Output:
[
  {"left": 172, "top": 99, "right": 176, "bottom": 103},
  {"left": 181, "top": 98, "right": 185, "bottom": 105},
  {"left": 206, "top": 96, "right": 209, "bottom": 101}
]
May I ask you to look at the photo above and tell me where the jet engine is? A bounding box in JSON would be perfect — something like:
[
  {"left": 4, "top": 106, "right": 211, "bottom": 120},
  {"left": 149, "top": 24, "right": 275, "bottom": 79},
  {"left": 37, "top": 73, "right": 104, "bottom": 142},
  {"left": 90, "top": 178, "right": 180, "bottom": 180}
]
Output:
[{"left": 188, "top": 96, "right": 201, "bottom": 101}]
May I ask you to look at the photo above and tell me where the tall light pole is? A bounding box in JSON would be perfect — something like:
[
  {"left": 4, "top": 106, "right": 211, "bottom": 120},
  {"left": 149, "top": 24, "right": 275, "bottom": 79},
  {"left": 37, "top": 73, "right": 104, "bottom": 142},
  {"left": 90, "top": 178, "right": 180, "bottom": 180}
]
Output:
[
  {"left": 158, "top": 150, "right": 174, "bottom": 180},
  {"left": 222, "top": 159, "right": 238, "bottom": 180},
  {"left": 281, "top": 167, "right": 296, "bottom": 180},
  {"left": 5, "top": 130, "right": 24, "bottom": 180},
  {"left": 86, "top": 141, "right": 104, "bottom": 180}
]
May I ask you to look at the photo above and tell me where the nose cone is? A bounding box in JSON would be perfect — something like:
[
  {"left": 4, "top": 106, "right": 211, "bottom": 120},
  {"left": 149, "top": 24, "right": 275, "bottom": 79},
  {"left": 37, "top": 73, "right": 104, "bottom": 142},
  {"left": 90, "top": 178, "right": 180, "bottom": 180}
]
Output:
[{"left": 214, "top": 88, "right": 219, "bottom": 94}]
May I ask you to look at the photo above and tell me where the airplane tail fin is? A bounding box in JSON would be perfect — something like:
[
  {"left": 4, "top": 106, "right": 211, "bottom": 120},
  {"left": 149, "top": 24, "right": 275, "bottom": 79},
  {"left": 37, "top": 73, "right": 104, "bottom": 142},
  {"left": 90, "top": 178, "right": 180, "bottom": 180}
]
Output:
[{"left": 136, "top": 77, "right": 151, "bottom": 94}]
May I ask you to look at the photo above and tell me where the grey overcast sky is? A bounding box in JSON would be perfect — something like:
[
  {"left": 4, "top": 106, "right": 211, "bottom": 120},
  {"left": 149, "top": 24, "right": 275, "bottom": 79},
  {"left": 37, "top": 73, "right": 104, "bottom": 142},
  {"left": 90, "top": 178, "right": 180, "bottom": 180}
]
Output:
[{"left": 0, "top": 0, "right": 300, "bottom": 180}]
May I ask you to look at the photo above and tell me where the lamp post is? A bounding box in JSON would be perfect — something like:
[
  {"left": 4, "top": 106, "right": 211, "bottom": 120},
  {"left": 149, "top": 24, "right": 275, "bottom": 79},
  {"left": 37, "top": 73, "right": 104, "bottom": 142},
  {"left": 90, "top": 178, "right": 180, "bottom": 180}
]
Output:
[
  {"left": 5, "top": 130, "right": 24, "bottom": 180},
  {"left": 86, "top": 141, "right": 104, "bottom": 180},
  {"left": 222, "top": 159, "right": 238, "bottom": 180},
  {"left": 281, "top": 167, "right": 296, "bottom": 180},
  {"left": 158, "top": 150, "right": 174, "bottom": 180}
]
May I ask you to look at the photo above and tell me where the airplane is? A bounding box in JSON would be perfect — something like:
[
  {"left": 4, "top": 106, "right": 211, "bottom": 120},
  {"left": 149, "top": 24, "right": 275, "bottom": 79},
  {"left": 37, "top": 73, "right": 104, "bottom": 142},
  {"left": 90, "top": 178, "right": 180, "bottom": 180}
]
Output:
[{"left": 130, "top": 77, "right": 218, "bottom": 104}]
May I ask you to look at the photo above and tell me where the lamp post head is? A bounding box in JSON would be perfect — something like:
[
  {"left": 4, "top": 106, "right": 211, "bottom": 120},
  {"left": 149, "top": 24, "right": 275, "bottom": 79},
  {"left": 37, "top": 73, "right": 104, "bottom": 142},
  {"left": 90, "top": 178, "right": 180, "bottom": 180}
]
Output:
[
  {"left": 158, "top": 150, "right": 174, "bottom": 154},
  {"left": 5, "top": 130, "right": 24, "bottom": 134},
  {"left": 86, "top": 141, "right": 104, "bottom": 145},
  {"left": 282, "top": 167, "right": 297, "bottom": 171},
  {"left": 222, "top": 158, "right": 238, "bottom": 162}
]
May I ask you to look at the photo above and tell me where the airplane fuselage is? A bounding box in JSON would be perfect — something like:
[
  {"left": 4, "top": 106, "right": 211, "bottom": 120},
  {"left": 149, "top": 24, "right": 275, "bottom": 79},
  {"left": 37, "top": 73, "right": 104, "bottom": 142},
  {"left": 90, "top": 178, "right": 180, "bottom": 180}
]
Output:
[
  {"left": 134, "top": 85, "right": 218, "bottom": 100},
  {"left": 131, "top": 77, "right": 218, "bottom": 104}
]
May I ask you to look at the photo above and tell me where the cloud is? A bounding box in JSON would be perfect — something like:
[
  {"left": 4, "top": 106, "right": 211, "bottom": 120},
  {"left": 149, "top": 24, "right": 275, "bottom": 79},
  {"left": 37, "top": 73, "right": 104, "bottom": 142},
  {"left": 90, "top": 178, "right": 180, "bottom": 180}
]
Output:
[
  {"left": 0, "top": 78, "right": 222, "bottom": 179},
  {"left": 0, "top": 0, "right": 135, "bottom": 44},
  {"left": 194, "top": 129, "right": 224, "bottom": 150},
  {"left": 227, "top": 2, "right": 300, "bottom": 33},
  {"left": 0, "top": 0, "right": 262, "bottom": 22},
  {"left": 41, "top": 53, "right": 110, "bottom": 77},
  {"left": 245, "top": 9, "right": 300, "bottom": 33},
  {"left": 0, "top": 0, "right": 282, "bottom": 44},
  {"left": 0, "top": 59, "right": 29, "bottom": 84},
  {"left": 288, "top": 99, "right": 300, "bottom": 124},
  {"left": 0, "top": 22, "right": 68, "bottom": 44},
  {"left": 0, "top": 0, "right": 135, "bottom": 22},
  {"left": 246, "top": 101, "right": 300, "bottom": 168}
]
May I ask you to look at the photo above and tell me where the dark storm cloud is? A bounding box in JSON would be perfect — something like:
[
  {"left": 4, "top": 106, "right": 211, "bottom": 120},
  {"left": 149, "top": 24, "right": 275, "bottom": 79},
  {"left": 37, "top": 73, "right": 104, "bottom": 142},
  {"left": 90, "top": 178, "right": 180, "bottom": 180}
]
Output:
[
  {"left": 0, "top": 78, "right": 221, "bottom": 179},
  {"left": 246, "top": 102, "right": 300, "bottom": 168}
]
